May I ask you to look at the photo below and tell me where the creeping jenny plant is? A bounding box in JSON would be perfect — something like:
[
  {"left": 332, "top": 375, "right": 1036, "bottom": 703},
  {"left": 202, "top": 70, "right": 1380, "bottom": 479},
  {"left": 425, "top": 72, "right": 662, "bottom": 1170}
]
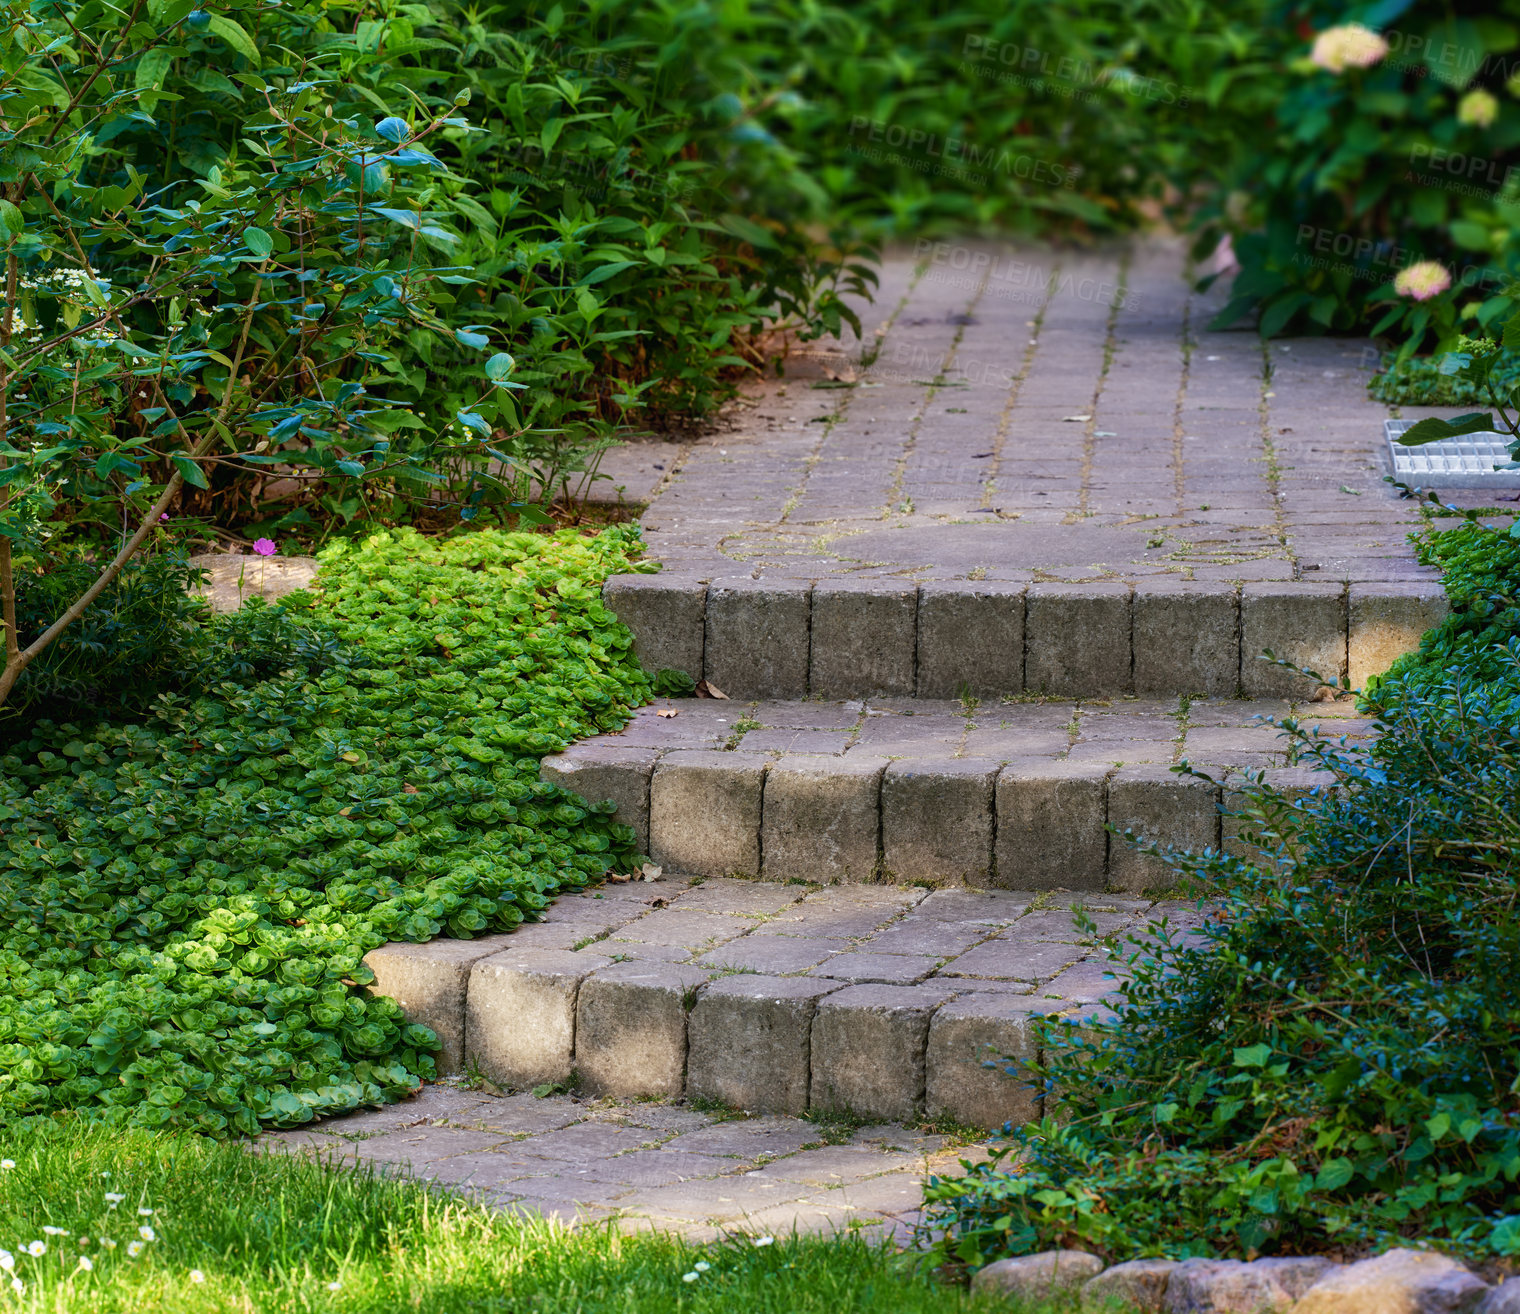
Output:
[{"left": 0, "top": 526, "right": 654, "bottom": 1134}]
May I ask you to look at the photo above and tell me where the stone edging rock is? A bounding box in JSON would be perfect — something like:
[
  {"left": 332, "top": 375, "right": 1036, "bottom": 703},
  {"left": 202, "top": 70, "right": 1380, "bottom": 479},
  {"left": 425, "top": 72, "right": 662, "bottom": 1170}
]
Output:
[{"left": 971, "top": 1245, "right": 1513, "bottom": 1312}]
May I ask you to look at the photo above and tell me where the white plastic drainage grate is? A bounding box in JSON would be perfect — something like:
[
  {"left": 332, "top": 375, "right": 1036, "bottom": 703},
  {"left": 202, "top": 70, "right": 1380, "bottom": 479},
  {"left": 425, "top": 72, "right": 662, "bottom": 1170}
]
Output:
[{"left": 1385, "top": 419, "right": 1520, "bottom": 489}]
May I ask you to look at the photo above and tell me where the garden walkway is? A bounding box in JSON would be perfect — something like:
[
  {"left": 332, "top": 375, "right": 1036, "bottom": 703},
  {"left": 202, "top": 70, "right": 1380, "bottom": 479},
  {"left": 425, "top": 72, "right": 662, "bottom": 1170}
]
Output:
[
  {"left": 282, "top": 237, "right": 1462, "bottom": 1241},
  {"left": 598, "top": 235, "right": 1475, "bottom": 584}
]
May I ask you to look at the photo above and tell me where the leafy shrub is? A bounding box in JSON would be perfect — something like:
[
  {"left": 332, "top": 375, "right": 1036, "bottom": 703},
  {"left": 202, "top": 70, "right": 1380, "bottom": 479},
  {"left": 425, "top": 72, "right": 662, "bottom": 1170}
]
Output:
[
  {"left": 1198, "top": 0, "right": 1519, "bottom": 345},
  {"left": 928, "top": 643, "right": 1520, "bottom": 1261},
  {"left": 2, "top": 547, "right": 209, "bottom": 735},
  {"left": 1368, "top": 517, "right": 1520, "bottom": 711},
  {"left": 1369, "top": 338, "right": 1520, "bottom": 405},
  {"left": 0, "top": 526, "right": 653, "bottom": 1134}
]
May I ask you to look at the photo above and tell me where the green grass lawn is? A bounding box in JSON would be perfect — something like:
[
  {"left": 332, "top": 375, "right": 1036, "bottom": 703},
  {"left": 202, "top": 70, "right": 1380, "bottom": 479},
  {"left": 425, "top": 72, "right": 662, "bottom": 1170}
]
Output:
[{"left": 0, "top": 1120, "right": 1061, "bottom": 1313}]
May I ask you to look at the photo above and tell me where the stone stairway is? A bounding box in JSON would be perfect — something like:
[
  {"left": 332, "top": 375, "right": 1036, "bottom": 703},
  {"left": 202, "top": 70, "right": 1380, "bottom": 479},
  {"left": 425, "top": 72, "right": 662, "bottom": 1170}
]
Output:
[{"left": 360, "top": 238, "right": 1458, "bottom": 1130}]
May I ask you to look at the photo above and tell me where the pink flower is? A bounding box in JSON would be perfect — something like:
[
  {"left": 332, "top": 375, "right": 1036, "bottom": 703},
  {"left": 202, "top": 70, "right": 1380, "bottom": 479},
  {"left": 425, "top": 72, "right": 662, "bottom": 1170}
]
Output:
[
  {"left": 252, "top": 538, "right": 278, "bottom": 557},
  {"left": 1394, "top": 261, "right": 1452, "bottom": 301},
  {"left": 1310, "top": 24, "right": 1388, "bottom": 72}
]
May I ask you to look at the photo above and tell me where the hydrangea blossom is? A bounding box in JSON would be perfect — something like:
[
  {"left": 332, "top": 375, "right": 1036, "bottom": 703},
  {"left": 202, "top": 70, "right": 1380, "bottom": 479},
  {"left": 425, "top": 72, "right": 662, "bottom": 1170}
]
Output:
[
  {"left": 1395, "top": 261, "right": 1453, "bottom": 301},
  {"left": 1459, "top": 89, "right": 1499, "bottom": 128},
  {"left": 1310, "top": 24, "right": 1388, "bottom": 72}
]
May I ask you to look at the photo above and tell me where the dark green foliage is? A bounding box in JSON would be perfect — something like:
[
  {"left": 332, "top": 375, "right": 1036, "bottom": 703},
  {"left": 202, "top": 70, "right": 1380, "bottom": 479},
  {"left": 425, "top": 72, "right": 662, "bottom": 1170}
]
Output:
[
  {"left": 3, "top": 549, "right": 210, "bottom": 733},
  {"left": 929, "top": 640, "right": 1520, "bottom": 1261},
  {"left": 1371, "top": 516, "right": 1520, "bottom": 706},
  {"left": 0, "top": 526, "right": 653, "bottom": 1134},
  {"left": 3, "top": 548, "right": 343, "bottom": 742},
  {"left": 1198, "top": 0, "right": 1520, "bottom": 346},
  {"left": 1370, "top": 343, "right": 1520, "bottom": 407}
]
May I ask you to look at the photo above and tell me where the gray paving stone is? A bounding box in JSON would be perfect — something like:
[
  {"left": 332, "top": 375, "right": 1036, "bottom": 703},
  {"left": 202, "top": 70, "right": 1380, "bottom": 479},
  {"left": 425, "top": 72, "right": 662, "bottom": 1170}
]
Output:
[
  {"left": 881, "top": 759, "right": 997, "bottom": 884},
  {"left": 748, "top": 899, "right": 902, "bottom": 940},
  {"left": 1024, "top": 583, "right": 1132, "bottom": 695},
  {"left": 649, "top": 750, "right": 764, "bottom": 877},
  {"left": 761, "top": 755, "right": 886, "bottom": 882},
  {"left": 676, "top": 877, "right": 811, "bottom": 915},
  {"left": 995, "top": 760, "right": 1109, "bottom": 891},
  {"left": 1132, "top": 580, "right": 1239, "bottom": 696},
  {"left": 809, "top": 983, "right": 956, "bottom": 1121},
  {"left": 539, "top": 746, "right": 660, "bottom": 854},
  {"left": 1041, "top": 958, "right": 1131, "bottom": 1005},
  {"left": 363, "top": 935, "right": 518, "bottom": 1075},
  {"left": 517, "top": 1122, "right": 655, "bottom": 1164},
  {"left": 1348, "top": 582, "right": 1449, "bottom": 689},
  {"left": 350, "top": 1126, "right": 510, "bottom": 1166},
  {"left": 809, "top": 580, "right": 918, "bottom": 697},
  {"left": 809, "top": 952, "right": 938, "bottom": 985},
  {"left": 1107, "top": 764, "right": 1219, "bottom": 893},
  {"left": 1240, "top": 582, "right": 1347, "bottom": 697},
  {"left": 687, "top": 976, "right": 844, "bottom": 1114},
  {"left": 937, "top": 939, "right": 1086, "bottom": 983},
  {"left": 665, "top": 1119, "right": 821, "bottom": 1160},
  {"left": 695, "top": 938, "right": 838, "bottom": 975},
  {"left": 704, "top": 578, "right": 811, "bottom": 699},
  {"left": 602, "top": 575, "right": 706, "bottom": 680},
  {"left": 925, "top": 993, "right": 1054, "bottom": 1129},
  {"left": 575, "top": 962, "right": 711, "bottom": 1099},
  {"left": 576, "top": 1149, "right": 740, "bottom": 1188},
  {"left": 915, "top": 581, "right": 1025, "bottom": 697},
  {"left": 465, "top": 949, "right": 611, "bottom": 1089},
  {"left": 912, "top": 888, "right": 1033, "bottom": 923},
  {"left": 609, "top": 907, "right": 755, "bottom": 949},
  {"left": 861, "top": 920, "right": 993, "bottom": 958}
]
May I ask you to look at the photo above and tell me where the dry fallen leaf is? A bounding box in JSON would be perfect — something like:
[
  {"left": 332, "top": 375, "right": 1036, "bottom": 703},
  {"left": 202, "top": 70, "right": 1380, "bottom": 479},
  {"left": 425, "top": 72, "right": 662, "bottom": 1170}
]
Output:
[
  {"left": 656, "top": 708, "right": 680, "bottom": 718},
  {"left": 695, "top": 680, "right": 729, "bottom": 700},
  {"left": 1061, "top": 414, "right": 1092, "bottom": 422},
  {"left": 402, "top": 784, "right": 419, "bottom": 794},
  {"left": 640, "top": 863, "right": 663, "bottom": 882}
]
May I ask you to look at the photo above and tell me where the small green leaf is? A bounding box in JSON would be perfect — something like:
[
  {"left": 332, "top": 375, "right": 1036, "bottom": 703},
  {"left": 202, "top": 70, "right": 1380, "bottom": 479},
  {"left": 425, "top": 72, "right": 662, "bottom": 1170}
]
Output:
[
  {"left": 170, "top": 453, "right": 209, "bottom": 489},
  {"left": 206, "top": 14, "right": 259, "bottom": 64},
  {"left": 1233, "top": 1043, "right": 1271, "bottom": 1069},
  {"left": 244, "top": 227, "right": 272, "bottom": 258}
]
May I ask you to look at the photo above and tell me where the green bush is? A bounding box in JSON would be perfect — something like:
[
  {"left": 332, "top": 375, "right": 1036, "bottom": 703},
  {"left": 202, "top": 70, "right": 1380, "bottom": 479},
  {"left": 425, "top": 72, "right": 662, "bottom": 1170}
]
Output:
[
  {"left": 0, "top": 526, "right": 653, "bottom": 1134},
  {"left": 1370, "top": 515, "right": 1520, "bottom": 706},
  {"left": 2, "top": 548, "right": 209, "bottom": 735},
  {"left": 1199, "top": 0, "right": 1520, "bottom": 346},
  {"left": 928, "top": 638, "right": 1520, "bottom": 1261}
]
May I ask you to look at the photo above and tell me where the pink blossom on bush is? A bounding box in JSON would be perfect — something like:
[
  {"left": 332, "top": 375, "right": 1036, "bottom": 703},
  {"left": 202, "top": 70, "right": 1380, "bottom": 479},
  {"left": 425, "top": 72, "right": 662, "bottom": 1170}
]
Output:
[
  {"left": 1394, "top": 261, "right": 1452, "bottom": 302},
  {"left": 1309, "top": 24, "right": 1388, "bottom": 72}
]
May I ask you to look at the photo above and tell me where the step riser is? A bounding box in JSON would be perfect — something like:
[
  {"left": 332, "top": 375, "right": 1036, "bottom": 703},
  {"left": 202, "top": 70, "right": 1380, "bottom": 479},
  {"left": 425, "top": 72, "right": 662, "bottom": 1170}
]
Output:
[
  {"left": 364, "top": 883, "right": 1151, "bottom": 1129},
  {"left": 606, "top": 576, "right": 1446, "bottom": 701},
  {"left": 542, "top": 753, "right": 1323, "bottom": 892}
]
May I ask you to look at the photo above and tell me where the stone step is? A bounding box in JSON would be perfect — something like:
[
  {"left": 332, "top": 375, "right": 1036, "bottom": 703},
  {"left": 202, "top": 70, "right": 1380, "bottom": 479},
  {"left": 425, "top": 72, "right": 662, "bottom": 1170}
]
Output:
[
  {"left": 605, "top": 575, "right": 1446, "bottom": 701},
  {"left": 364, "top": 879, "right": 1210, "bottom": 1129},
  {"left": 541, "top": 694, "right": 1366, "bottom": 892}
]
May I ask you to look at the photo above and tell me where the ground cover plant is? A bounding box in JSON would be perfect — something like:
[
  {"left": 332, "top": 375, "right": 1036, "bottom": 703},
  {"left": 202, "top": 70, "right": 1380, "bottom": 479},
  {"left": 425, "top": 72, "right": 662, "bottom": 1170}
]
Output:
[
  {"left": 0, "top": 525, "right": 655, "bottom": 1135},
  {"left": 0, "top": 1119, "right": 1016, "bottom": 1313},
  {"left": 926, "top": 515, "right": 1520, "bottom": 1263}
]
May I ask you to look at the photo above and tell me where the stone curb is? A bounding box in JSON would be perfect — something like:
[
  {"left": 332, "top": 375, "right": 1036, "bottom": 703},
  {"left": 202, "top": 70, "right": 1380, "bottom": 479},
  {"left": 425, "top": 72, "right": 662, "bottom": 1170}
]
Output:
[
  {"left": 543, "top": 751, "right": 1266, "bottom": 890},
  {"left": 370, "top": 949, "right": 1090, "bottom": 1128},
  {"left": 603, "top": 577, "right": 1446, "bottom": 701}
]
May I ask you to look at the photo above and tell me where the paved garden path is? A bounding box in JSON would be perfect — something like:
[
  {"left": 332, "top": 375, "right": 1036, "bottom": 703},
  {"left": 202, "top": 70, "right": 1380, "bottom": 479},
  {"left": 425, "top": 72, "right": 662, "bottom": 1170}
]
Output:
[
  {"left": 599, "top": 236, "right": 1477, "bottom": 584},
  {"left": 263, "top": 1078, "right": 976, "bottom": 1242}
]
